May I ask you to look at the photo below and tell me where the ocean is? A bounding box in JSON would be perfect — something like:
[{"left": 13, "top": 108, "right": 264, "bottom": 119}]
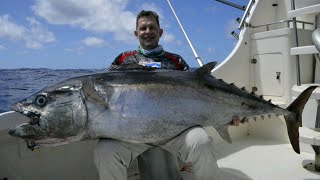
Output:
[{"left": 0, "top": 68, "right": 104, "bottom": 113}]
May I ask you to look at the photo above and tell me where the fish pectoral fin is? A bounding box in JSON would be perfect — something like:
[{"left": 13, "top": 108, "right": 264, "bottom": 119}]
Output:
[
  {"left": 216, "top": 125, "right": 232, "bottom": 143},
  {"left": 82, "top": 79, "right": 109, "bottom": 107}
]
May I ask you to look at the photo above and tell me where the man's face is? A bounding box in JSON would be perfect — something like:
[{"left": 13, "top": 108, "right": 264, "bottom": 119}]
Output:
[{"left": 135, "top": 16, "right": 163, "bottom": 50}]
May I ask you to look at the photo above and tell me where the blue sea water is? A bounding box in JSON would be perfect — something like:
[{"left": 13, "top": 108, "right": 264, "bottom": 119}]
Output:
[{"left": 0, "top": 68, "right": 104, "bottom": 113}]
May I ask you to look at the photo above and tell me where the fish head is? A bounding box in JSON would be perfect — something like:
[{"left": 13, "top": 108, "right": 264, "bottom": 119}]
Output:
[{"left": 9, "top": 82, "right": 87, "bottom": 147}]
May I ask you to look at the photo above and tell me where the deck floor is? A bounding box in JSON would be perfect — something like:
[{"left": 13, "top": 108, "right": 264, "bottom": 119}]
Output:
[
  {"left": 214, "top": 136, "right": 319, "bottom": 180},
  {"left": 128, "top": 136, "right": 320, "bottom": 180}
]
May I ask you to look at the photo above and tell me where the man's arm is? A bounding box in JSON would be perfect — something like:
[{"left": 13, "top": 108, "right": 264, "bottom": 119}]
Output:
[
  {"left": 107, "top": 53, "right": 126, "bottom": 70},
  {"left": 179, "top": 56, "right": 189, "bottom": 71}
]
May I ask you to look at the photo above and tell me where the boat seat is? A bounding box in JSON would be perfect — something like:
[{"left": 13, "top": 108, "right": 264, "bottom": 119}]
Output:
[{"left": 299, "top": 127, "right": 320, "bottom": 146}]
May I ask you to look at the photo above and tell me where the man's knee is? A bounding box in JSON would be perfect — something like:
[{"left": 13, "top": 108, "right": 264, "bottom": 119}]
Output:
[
  {"left": 94, "top": 139, "right": 125, "bottom": 168},
  {"left": 95, "top": 139, "right": 123, "bottom": 156},
  {"left": 175, "top": 127, "right": 214, "bottom": 162},
  {"left": 184, "top": 127, "right": 213, "bottom": 149}
]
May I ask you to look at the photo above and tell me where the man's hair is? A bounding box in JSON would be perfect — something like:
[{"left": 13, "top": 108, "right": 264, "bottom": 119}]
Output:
[{"left": 136, "top": 10, "right": 160, "bottom": 29}]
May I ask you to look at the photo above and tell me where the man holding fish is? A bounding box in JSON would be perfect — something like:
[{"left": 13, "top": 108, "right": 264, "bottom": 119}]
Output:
[{"left": 95, "top": 10, "right": 239, "bottom": 180}]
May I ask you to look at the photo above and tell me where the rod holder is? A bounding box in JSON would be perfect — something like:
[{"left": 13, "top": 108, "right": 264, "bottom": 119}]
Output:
[
  {"left": 231, "top": 31, "right": 239, "bottom": 40},
  {"left": 236, "top": 17, "right": 241, "bottom": 24}
]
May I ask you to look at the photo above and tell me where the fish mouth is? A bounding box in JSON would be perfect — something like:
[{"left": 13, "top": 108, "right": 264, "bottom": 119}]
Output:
[
  {"left": 25, "top": 140, "right": 39, "bottom": 151},
  {"left": 11, "top": 104, "right": 41, "bottom": 126},
  {"left": 9, "top": 105, "right": 44, "bottom": 150}
]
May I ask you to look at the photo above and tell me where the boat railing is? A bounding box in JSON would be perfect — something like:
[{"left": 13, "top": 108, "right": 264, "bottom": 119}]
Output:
[
  {"left": 291, "top": 0, "right": 301, "bottom": 86},
  {"left": 252, "top": 19, "right": 314, "bottom": 31},
  {"left": 238, "top": 0, "right": 255, "bottom": 29}
]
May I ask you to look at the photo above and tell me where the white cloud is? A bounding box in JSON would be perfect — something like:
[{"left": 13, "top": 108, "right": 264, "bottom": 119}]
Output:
[
  {"left": 0, "top": 15, "right": 55, "bottom": 49},
  {"left": 65, "top": 46, "right": 85, "bottom": 55},
  {"left": 0, "top": 15, "right": 25, "bottom": 41},
  {"left": 82, "top": 37, "right": 106, "bottom": 47},
  {"left": 161, "top": 32, "right": 175, "bottom": 43},
  {"left": 25, "top": 17, "right": 55, "bottom": 49},
  {"left": 140, "top": 3, "right": 163, "bottom": 19},
  {"left": 31, "top": 0, "right": 174, "bottom": 43},
  {"left": 32, "top": 0, "right": 136, "bottom": 41}
]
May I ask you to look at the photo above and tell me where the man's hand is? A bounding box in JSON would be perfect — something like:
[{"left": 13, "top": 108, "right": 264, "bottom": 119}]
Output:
[{"left": 231, "top": 116, "right": 240, "bottom": 126}]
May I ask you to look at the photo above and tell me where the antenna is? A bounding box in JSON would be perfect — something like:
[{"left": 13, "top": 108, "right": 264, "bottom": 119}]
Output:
[{"left": 166, "top": 0, "right": 204, "bottom": 67}]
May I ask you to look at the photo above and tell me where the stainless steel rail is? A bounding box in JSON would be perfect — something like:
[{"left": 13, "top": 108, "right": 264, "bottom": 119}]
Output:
[
  {"left": 291, "top": 0, "right": 301, "bottom": 86},
  {"left": 252, "top": 19, "right": 313, "bottom": 30},
  {"left": 312, "top": 15, "right": 320, "bottom": 52},
  {"left": 238, "top": 0, "right": 255, "bottom": 29}
]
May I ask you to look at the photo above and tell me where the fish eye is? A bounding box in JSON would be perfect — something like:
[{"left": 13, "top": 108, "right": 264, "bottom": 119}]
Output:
[{"left": 35, "top": 95, "right": 47, "bottom": 107}]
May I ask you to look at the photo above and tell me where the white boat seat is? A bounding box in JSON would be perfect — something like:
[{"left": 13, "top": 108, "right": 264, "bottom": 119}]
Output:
[{"left": 299, "top": 127, "right": 320, "bottom": 146}]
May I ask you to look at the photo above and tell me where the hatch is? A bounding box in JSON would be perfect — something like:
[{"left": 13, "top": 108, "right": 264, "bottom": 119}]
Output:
[{"left": 252, "top": 53, "right": 284, "bottom": 96}]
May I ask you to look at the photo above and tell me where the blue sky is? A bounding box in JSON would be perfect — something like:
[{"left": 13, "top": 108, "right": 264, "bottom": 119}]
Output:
[{"left": 0, "top": 0, "right": 247, "bottom": 69}]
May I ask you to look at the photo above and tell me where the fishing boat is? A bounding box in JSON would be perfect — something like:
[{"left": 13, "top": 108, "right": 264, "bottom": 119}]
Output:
[{"left": 1, "top": 0, "right": 320, "bottom": 179}]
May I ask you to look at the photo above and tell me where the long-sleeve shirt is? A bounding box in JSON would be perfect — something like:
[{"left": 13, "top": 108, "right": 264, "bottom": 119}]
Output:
[{"left": 109, "top": 47, "right": 189, "bottom": 71}]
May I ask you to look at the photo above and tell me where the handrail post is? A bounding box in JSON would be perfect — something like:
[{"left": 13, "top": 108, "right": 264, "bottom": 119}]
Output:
[
  {"left": 291, "top": 0, "right": 301, "bottom": 86},
  {"left": 238, "top": 0, "right": 255, "bottom": 29}
]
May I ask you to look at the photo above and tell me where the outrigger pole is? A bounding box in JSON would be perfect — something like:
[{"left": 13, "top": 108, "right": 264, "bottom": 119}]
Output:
[
  {"left": 215, "top": 0, "right": 246, "bottom": 11},
  {"left": 166, "top": 0, "right": 204, "bottom": 67}
]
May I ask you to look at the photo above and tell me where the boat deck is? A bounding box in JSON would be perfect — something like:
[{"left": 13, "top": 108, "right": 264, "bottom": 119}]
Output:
[
  {"left": 128, "top": 135, "right": 320, "bottom": 180},
  {"left": 215, "top": 136, "right": 319, "bottom": 180},
  {"left": 1, "top": 133, "right": 319, "bottom": 180}
]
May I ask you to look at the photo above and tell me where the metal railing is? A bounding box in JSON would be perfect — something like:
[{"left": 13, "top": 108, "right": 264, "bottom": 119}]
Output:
[
  {"left": 291, "top": 0, "right": 301, "bottom": 86},
  {"left": 238, "top": 0, "right": 256, "bottom": 29},
  {"left": 252, "top": 19, "right": 313, "bottom": 31}
]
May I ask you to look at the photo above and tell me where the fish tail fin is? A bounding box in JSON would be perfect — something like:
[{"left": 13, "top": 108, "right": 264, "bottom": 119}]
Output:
[{"left": 284, "top": 86, "right": 318, "bottom": 154}]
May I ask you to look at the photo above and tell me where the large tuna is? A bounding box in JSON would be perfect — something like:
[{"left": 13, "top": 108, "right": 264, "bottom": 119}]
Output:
[{"left": 8, "top": 62, "right": 318, "bottom": 153}]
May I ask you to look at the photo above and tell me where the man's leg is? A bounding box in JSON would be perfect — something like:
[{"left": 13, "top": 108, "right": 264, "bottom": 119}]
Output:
[
  {"left": 94, "top": 139, "right": 150, "bottom": 180},
  {"left": 162, "top": 127, "right": 222, "bottom": 180}
]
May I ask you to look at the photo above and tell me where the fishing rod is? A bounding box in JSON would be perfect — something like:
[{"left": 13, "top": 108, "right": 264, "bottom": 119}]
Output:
[{"left": 166, "top": 0, "right": 204, "bottom": 67}]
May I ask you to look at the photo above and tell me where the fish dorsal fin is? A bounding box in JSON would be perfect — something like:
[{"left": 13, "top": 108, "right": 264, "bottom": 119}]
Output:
[
  {"left": 108, "top": 64, "right": 156, "bottom": 71},
  {"left": 195, "top": 62, "right": 217, "bottom": 76}
]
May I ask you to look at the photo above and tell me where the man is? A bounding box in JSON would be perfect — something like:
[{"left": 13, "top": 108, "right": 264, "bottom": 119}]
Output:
[
  {"left": 108, "top": 10, "right": 189, "bottom": 71},
  {"left": 94, "top": 10, "right": 239, "bottom": 180}
]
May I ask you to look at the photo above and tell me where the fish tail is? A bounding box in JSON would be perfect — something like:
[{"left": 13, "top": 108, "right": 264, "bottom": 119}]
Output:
[{"left": 284, "top": 86, "right": 318, "bottom": 154}]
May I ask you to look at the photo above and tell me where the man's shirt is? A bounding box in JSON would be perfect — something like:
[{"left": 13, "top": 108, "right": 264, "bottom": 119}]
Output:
[{"left": 109, "top": 47, "right": 189, "bottom": 71}]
